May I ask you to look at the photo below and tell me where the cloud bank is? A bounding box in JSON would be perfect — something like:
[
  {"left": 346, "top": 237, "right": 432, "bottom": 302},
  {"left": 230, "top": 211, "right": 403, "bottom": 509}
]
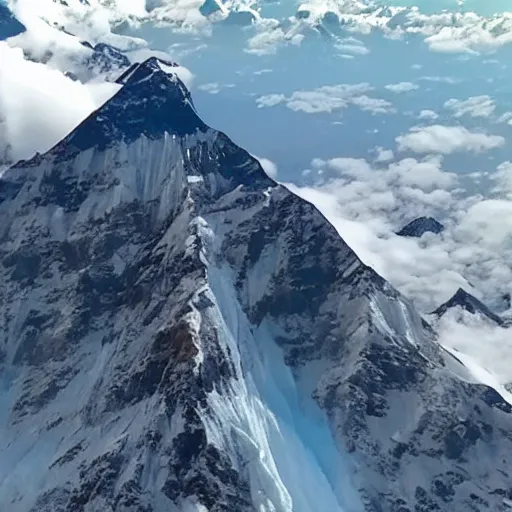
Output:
[{"left": 396, "top": 125, "right": 505, "bottom": 155}]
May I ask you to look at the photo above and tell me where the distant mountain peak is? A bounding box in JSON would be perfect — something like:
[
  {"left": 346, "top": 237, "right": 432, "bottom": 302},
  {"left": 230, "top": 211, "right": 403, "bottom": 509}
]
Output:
[
  {"left": 53, "top": 57, "right": 205, "bottom": 157},
  {"left": 397, "top": 216, "right": 444, "bottom": 238},
  {"left": 433, "top": 287, "right": 505, "bottom": 326}
]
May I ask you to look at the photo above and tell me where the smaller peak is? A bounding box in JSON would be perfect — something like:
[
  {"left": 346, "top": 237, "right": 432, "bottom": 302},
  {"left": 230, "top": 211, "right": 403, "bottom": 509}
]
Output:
[
  {"left": 397, "top": 216, "right": 444, "bottom": 238},
  {"left": 452, "top": 287, "right": 472, "bottom": 301},
  {"left": 449, "top": 288, "right": 479, "bottom": 310},
  {"left": 433, "top": 288, "right": 504, "bottom": 326},
  {"left": 81, "top": 41, "right": 131, "bottom": 75}
]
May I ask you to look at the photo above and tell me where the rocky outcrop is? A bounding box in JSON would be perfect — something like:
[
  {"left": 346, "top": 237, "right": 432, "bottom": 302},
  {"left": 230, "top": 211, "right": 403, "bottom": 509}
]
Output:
[{"left": 397, "top": 216, "right": 444, "bottom": 238}]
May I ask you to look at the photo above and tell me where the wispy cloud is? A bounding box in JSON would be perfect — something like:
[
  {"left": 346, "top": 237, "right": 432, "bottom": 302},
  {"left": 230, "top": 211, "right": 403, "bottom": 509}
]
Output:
[
  {"left": 396, "top": 125, "right": 504, "bottom": 154},
  {"left": 257, "top": 83, "right": 394, "bottom": 115}
]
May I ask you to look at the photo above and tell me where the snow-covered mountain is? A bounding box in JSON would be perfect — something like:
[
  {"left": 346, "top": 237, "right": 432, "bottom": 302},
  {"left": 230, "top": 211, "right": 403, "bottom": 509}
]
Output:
[
  {"left": 1, "top": 57, "right": 512, "bottom": 512},
  {"left": 433, "top": 288, "right": 505, "bottom": 326}
]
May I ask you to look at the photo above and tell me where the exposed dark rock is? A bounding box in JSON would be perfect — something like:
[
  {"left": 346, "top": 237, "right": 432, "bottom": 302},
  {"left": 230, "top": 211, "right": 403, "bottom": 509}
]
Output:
[
  {"left": 397, "top": 217, "right": 444, "bottom": 238},
  {"left": 0, "top": 3, "right": 26, "bottom": 40}
]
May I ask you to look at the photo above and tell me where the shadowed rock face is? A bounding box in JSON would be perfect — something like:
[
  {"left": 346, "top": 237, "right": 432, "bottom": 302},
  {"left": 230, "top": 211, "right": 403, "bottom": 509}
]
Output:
[
  {"left": 1, "top": 58, "right": 512, "bottom": 512},
  {"left": 397, "top": 217, "right": 444, "bottom": 238},
  {"left": 433, "top": 288, "right": 505, "bottom": 326}
]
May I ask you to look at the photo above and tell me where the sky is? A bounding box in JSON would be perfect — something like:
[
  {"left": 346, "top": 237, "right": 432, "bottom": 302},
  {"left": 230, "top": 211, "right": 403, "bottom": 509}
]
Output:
[{"left": 2, "top": 0, "right": 512, "bottom": 389}]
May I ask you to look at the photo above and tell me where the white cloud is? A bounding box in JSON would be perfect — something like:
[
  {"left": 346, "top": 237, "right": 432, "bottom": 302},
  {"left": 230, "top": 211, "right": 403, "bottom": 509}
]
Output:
[
  {"left": 246, "top": 23, "right": 285, "bottom": 56},
  {"left": 253, "top": 68, "right": 272, "bottom": 75},
  {"left": 458, "top": 199, "right": 512, "bottom": 248},
  {"left": 350, "top": 95, "right": 394, "bottom": 114},
  {"left": 325, "top": 158, "right": 374, "bottom": 179},
  {"left": 286, "top": 154, "right": 512, "bottom": 321},
  {"left": 252, "top": 155, "right": 278, "bottom": 178},
  {"left": 493, "top": 161, "right": 512, "bottom": 198},
  {"left": 497, "top": 112, "right": 512, "bottom": 125},
  {"left": 444, "top": 95, "right": 496, "bottom": 118},
  {"left": 422, "top": 16, "right": 512, "bottom": 54},
  {"left": 374, "top": 147, "right": 394, "bottom": 163},
  {"left": 10, "top": 0, "right": 143, "bottom": 53},
  {"left": 198, "top": 82, "right": 221, "bottom": 94},
  {"left": 335, "top": 37, "right": 370, "bottom": 56},
  {"left": 0, "top": 43, "right": 120, "bottom": 164},
  {"left": 418, "top": 109, "right": 439, "bottom": 121},
  {"left": 285, "top": 142, "right": 512, "bottom": 391},
  {"left": 385, "top": 82, "right": 419, "bottom": 93},
  {"left": 197, "top": 82, "right": 234, "bottom": 94},
  {"left": 257, "top": 83, "right": 394, "bottom": 115},
  {"left": 438, "top": 316, "right": 512, "bottom": 387},
  {"left": 419, "top": 76, "right": 459, "bottom": 84},
  {"left": 256, "top": 94, "right": 286, "bottom": 108},
  {"left": 388, "top": 156, "right": 457, "bottom": 190},
  {"left": 396, "top": 125, "right": 505, "bottom": 154}
]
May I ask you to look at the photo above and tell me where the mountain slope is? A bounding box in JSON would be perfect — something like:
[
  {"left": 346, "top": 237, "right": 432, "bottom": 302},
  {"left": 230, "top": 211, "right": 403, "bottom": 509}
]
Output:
[{"left": 0, "top": 58, "right": 512, "bottom": 512}]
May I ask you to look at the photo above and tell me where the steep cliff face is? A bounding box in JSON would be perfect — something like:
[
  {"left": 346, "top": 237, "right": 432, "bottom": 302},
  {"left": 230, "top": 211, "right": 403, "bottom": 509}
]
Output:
[{"left": 0, "top": 58, "right": 511, "bottom": 512}]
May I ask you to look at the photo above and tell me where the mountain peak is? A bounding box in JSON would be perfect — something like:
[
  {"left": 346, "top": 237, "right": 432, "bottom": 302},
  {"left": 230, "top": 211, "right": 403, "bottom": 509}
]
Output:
[
  {"left": 115, "top": 57, "right": 180, "bottom": 86},
  {"left": 52, "top": 57, "right": 206, "bottom": 158},
  {"left": 397, "top": 216, "right": 444, "bottom": 238},
  {"left": 433, "top": 287, "right": 505, "bottom": 326}
]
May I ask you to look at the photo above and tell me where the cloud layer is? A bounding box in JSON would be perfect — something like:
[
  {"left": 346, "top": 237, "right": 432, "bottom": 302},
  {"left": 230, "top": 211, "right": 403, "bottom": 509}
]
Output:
[{"left": 287, "top": 151, "right": 512, "bottom": 318}]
